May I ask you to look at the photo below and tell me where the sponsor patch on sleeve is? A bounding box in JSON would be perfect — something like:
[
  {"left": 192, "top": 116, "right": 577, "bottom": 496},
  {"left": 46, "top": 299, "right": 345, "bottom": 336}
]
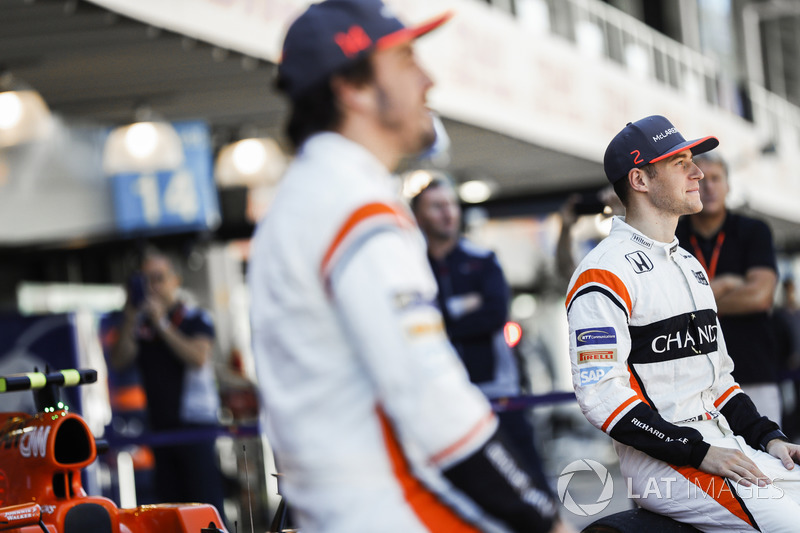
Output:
[
  {"left": 576, "top": 327, "right": 616, "bottom": 346},
  {"left": 577, "top": 349, "right": 617, "bottom": 365},
  {"left": 393, "top": 291, "right": 430, "bottom": 310},
  {"left": 579, "top": 365, "right": 611, "bottom": 385}
]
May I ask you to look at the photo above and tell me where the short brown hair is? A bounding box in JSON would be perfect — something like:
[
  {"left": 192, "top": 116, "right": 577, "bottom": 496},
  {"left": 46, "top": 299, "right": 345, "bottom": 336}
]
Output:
[{"left": 613, "top": 163, "right": 657, "bottom": 205}]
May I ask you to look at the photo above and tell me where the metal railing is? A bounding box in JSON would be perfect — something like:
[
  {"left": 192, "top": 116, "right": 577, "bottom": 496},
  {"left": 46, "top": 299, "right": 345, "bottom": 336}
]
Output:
[{"left": 488, "top": 0, "right": 800, "bottom": 168}]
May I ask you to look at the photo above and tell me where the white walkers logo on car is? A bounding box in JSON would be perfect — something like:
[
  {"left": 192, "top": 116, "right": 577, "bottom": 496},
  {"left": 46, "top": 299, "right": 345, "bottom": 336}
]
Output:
[{"left": 557, "top": 459, "right": 613, "bottom": 516}]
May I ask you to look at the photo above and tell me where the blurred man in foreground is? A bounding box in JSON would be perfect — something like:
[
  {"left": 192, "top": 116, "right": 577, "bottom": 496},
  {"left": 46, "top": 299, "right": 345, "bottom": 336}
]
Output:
[
  {"left": 248, "top": 1, "right": 568, "bottom": 531},
  {"left": 566, "top": 115, "right": 800, "bottom": 532}
]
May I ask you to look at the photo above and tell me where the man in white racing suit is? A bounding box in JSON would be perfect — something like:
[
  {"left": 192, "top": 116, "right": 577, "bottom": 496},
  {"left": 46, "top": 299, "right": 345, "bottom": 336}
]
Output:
[
  {"left": 248, "top": 1, "right": 570, "bottom": 532},
  {"left": 566, "top": 115, "right": 800, "bottom": 532}
]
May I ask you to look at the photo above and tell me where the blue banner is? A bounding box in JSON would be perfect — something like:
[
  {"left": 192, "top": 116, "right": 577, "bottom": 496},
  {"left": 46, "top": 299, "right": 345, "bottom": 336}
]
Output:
[{"left": 111, "top": 121, "right": 220, "bottom": 234}]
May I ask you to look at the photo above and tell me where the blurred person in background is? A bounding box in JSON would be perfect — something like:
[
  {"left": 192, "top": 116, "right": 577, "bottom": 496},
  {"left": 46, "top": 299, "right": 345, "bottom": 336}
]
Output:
[
  {"left": 567, "top": 115, "right": 800, "bottom": 532},
  {"left": 247, "top": 0, "right": 570, "bottom": 531},
  {"left": 411, "top": 177, "right": 549, "bottom": 490},
  {"left": 675, "top": 153, "right": 781, "bottom": 425},
  {"left": 109, "top": 249, "right": 224, "bottom": 519},
  {"left": 555, "top": 186, "right": 624, "bottom": 290}
]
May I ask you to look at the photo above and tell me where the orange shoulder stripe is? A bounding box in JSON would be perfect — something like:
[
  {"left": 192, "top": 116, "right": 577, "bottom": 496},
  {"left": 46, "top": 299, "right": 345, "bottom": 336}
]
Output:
[
  {"left": 566, "top": 268, "right": 632, "bottom": 316},
  {"left": 429, "top": 411, "right": 495, "bottom": 465},
  {"left": 714, "top": 385, "right": 741, "bottom": 408},
  {"left": 378, "top": 410, "right": 480, "bottom": 532},
  {"left": 601, "top": 396, "right": 638, "bottom": 433},
  {"left": 670, "top": 464, "right": 758, "bottom": 529},
  {"left": 628, "top": 369, "right": 651, "bottom": 409},
  {"left": 321, "top": 202, "right": 412, "bottom": 277}
]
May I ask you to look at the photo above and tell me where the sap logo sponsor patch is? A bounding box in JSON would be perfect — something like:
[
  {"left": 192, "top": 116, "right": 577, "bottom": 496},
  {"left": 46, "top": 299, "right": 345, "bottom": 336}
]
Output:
[
  {"left": 693, "top": 271, "right": 709, "bottom": 285},
  {"left": 625, "top": 251, "right": 653, "bottom": 274},
  {"left": 630, "top": 233, "right": 653, "bottom": 249},
  {"left": 578, "top": 349, "right": 617, "bottom": 364},
  {"left": 579, "top": 366, "right": 610, "bottom": 385},
  {"left": 576, "top": 327, "right": 616, "bottom": 347}
]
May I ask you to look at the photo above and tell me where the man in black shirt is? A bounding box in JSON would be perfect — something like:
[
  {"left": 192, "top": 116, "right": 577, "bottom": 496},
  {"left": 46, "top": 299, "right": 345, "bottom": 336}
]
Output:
[
  {"left": 110, "top": 250, "right": 225, "bottom": 518},
  {"left": 676, "top": 153, "right": 781, "bottom": 424}
]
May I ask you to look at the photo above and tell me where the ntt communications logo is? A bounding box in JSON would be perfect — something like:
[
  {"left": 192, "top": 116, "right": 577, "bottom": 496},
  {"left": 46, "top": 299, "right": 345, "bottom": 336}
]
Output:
[{"left": 557, "top": 459, "right": 613, "bottom": 516}]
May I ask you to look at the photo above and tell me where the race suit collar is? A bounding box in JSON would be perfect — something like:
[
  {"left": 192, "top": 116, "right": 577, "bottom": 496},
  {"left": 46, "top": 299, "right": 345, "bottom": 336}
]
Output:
[
  {"left": 611, "top": 216, "right": 680, "bottom": 257},
  {"left": 301, "top": 132, "right": 392, "bottom": 183}
]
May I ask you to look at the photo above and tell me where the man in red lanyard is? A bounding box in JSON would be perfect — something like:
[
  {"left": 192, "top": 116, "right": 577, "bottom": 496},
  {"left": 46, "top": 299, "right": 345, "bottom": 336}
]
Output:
[{"left": 675, "top": 153, "right": 781, "bottom": 424}]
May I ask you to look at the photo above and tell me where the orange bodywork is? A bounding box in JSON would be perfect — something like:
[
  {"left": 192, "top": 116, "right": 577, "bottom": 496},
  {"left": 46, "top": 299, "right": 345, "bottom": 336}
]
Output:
[{"left": 0, "top": 411, "right": 225, "bottom": 533}]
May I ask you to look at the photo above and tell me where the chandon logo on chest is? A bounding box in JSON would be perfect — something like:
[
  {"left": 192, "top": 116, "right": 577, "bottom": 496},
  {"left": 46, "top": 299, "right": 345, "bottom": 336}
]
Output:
[
  {"left": 630, "top": 310, "right": 719, "bottom": 363},
  {"left": 651, "top": 323, "right": 717, "bottom": 354}
]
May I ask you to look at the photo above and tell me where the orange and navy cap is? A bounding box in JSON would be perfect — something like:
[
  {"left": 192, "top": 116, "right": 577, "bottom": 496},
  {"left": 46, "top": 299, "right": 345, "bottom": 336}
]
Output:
[
  {"left": 278, "top": 0, "right": 451, "bottom": 101},
  {"left": 603, "top": 115, "right": 719, "bottom": 184}
]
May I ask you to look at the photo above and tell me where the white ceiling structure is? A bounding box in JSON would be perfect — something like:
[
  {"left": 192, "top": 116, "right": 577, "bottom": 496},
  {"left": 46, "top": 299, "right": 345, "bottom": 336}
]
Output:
[
  {"left": 0, "top": 0, "right": 606, "bottom": 200},
  {"left": 3, "top": 0, "right": 800, "bottom": 251}
]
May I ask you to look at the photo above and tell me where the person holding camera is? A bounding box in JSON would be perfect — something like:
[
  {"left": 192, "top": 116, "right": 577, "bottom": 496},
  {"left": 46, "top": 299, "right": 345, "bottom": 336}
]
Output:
[{"left": 110, "top": 249, "right": 224, "bottom": 518}]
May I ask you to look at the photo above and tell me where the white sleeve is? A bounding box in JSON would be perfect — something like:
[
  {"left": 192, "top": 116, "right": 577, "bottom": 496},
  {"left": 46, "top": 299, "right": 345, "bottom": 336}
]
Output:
[
  {"left": 329, "top": 228, "right": 496, "bottom": 467},
  {"left": 568, "top": 289, "right": 639, "bottom": 432}
]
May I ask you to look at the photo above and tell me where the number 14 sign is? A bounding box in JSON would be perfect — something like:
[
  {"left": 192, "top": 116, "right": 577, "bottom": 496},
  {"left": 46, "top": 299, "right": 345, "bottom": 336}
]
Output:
[{"left": 111, "top": 121, "right": 221, "bottom": 234}]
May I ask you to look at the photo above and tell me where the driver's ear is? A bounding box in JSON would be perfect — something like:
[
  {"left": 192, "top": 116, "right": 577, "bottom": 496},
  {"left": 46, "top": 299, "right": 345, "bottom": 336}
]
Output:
[
  {"left": 629, "top": 167, "right": 648, "bottom": 193},
  {"left": 332, "top": 76, "right": 373, "bottom": 113}
]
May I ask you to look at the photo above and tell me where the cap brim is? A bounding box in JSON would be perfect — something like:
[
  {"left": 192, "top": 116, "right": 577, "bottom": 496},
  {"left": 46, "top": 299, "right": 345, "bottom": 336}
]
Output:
[
  {"left": 376, "top": 11, "right": 453, "bottom": 50},
  {"left": 649, "top": 136, "right": 719, "bottom": 164}
]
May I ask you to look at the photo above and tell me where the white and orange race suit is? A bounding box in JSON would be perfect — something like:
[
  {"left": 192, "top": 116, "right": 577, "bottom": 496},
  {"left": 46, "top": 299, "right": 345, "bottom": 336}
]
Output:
[
  {"left": 566, "top": 216, "right": 800, "bottom": 532},
  {"left": 248, "top": 132, "right": 556, "bottom": 533}
]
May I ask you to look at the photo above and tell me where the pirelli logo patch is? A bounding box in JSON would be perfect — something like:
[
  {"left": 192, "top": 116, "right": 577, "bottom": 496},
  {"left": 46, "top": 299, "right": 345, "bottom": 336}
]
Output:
[{"left": 578, "top": 349, "right": 617, "bottom": 364}]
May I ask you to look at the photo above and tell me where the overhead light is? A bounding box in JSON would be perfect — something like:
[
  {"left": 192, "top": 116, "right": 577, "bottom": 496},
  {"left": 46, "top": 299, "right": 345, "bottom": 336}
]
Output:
[
  {"left": 511, "top": 293, "right": 537, "bottom": 320},
  {"left": 125, "top": 122, "right": 159, "bottom": 159},
  {"left": 232, "top": 139, "right": 268, "bottom": 175},
  {"left": 0, "top": 73, "right": 53, "bottom": 148},
  {"left": 103, "top": 120, "right": 184, "bottom": 174},
  {"left": 215, "top": 137, "right": 287, "bottom": 187},
  {"left": 401, "top": 169, "right": 436, "bottom": 199},
  {"left": 0, "top": 92, "right": 23, "bottom": 130},
  {"left": 458, "top": 180, "right": 494, "bottom": 203}
]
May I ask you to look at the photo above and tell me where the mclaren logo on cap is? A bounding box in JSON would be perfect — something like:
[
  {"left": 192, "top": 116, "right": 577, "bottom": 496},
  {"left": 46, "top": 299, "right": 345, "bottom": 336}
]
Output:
[
  {"left": 652, "top": 127, "right": 678, "bottom": 143},
  {"left": 335, "top": 25, "right": 372, "bottom": 57},
  {"left": 625, "top": 251, "right": 653, "bottom": 274}
]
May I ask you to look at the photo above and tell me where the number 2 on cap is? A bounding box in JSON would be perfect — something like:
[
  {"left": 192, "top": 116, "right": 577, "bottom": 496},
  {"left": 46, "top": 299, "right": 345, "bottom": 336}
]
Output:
[{"left": 630, "top": 150, "right": 644, "bottom": 165}]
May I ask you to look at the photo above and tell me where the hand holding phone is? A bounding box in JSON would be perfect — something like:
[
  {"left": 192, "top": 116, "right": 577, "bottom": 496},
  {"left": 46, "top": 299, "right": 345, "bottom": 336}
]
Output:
[{"left": 127, "top": 273, "right": 147, "bottom": 309}]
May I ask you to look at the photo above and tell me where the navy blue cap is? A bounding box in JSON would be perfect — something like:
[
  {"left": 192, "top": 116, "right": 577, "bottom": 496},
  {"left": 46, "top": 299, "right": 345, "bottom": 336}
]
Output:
[
  {"left": 603, "top": 115, "right": 719, "bottom": 184},
  {"left": 278, "top": 0, "right": 451, "bottom": 101}
]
